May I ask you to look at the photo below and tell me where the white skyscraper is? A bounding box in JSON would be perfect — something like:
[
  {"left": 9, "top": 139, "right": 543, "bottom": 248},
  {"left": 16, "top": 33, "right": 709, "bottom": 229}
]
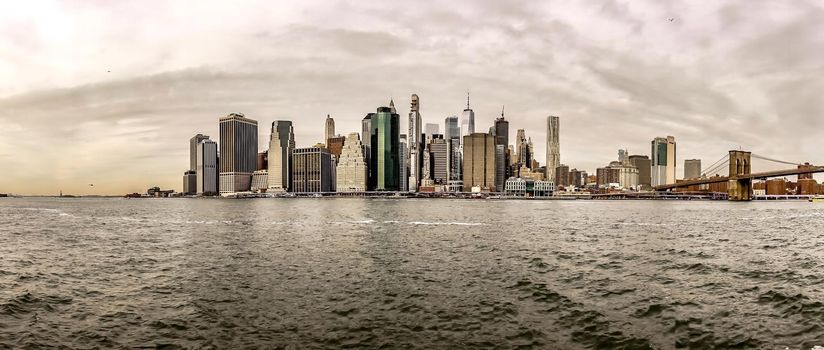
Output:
[
  {"left": 459, "top": 92, "right": 475, "bottom": 146},
  {"left": 545, "top": 115, "right": 560, "bottom": 182},
  {"left": 336, "top": 132, "right": 367, "bottom": 192},
  {"left": 408, "top": 94, "right": 422, "bottom": 192}
]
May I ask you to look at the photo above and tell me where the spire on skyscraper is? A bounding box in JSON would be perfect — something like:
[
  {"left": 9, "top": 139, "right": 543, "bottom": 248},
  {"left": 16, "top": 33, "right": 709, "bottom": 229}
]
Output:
[
  {"left": 389, "top": 98, "right": 396, "bottom": 114},
  {"left": 466, "top": 91, "right": 470, "bottom": 110}
]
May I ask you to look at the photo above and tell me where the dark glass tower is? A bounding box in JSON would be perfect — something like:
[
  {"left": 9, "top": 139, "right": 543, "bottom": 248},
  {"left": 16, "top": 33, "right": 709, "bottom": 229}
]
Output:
[{"left": 368, "top": 106, "right": 400, "bottom": 191}]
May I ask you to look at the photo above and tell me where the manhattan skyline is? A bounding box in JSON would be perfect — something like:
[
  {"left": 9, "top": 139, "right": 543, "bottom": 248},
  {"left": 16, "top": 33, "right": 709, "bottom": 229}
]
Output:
[{"left": 2, "top": 1, "right": 824, "bottom": 195}]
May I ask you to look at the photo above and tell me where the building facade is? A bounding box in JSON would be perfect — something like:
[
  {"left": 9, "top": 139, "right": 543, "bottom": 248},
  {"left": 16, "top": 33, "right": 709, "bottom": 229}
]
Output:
[
  {"left": 219, "top": 113, "right": 257, "bottom": 193},
  {"left": 408, "top": 94, "right": 422, "bottom": 192},
  {"left": 430, "top": 138, "right": 450, "bottom": 184},
  {"left": 684, "top": 159, "right": 702, "bottom": 179},
  {"left": 459, "top": 93, "right": 475, "bottom": 147},
  {"left": 251, "top": 170, "right": 269, "bottom": 192},
  {"left": 336, "top": 132, "right": 367, "bottom": 192},
  {"left": 292, "top": 147, "right": 334, "bottom": 193},
  {"left": 651, "top": 136, "right": 676, "bottom": 186},
  {"left": 326, "top": 135, "right": 346, "bottom": 165},
  {"left": 196, "top": 139, "right": 218, "bottom": 195},
  {"left": 189, "top": 134, "right": 210, "bottom": 171},
  {"left": 462, "top": 133, "right": 496, "bottom": 192},
  {"left": 545, "top": 115, "right": 560, "bottom": 183},
  {"left": 628, "top": 155, "right": 652, "bottom": 189},
  {"left": 504, "top": 177, "right": 555, "bottom": 197},
  {"left": 183, "top": 170, "right": 197, "bottom": 195},
  {"left": 555, "top": 164, "right": 570, "bottom": 188},
  {"left": 368, "top": 105, "right": 400, "bottom": 191},
  {"left": 399, "top": 134, "right": 408, "bottom": 192},
  {"left": 268, "top": 120, "right": 295, "bottom": 192},
  {"left": 325, "top": 114, "right": 335, "bottom": 142}
]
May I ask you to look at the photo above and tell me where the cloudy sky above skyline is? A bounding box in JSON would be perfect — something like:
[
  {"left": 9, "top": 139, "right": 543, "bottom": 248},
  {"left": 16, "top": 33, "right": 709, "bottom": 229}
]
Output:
[{"left": 1, "top": 0, "right": 823, "bottom": 195}]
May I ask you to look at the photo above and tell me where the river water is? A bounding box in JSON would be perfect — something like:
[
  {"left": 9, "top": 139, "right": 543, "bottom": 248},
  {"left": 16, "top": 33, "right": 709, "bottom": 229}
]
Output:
[{"left": 1, "top": 198, "right": 823, "bottom": 349}]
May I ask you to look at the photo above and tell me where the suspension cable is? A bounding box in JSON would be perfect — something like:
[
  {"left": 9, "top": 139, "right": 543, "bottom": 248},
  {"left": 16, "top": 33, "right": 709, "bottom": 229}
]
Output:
[
  {"left": 701, "top": 154, "right": 729, "bottom": 175},
  {"left": 751, "top": 154, "right": 800, "bottom": 166}
]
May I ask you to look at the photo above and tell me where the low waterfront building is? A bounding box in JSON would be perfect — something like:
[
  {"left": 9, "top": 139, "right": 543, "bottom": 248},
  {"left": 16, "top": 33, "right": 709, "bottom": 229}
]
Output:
[
  {"left": 251, "top": 170, "right": 269, "bottom": 193},
  {"left": 504, "top": 177, "right": 555, "bottom": 197}
]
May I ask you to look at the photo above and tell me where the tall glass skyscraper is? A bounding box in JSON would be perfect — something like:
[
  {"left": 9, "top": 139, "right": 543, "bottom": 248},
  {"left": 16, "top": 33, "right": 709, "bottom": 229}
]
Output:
[
  {"left": 219, "top": 113, "right": 258, "bottom": 193},
  {"left": 367, "top": 105, "right": 400, "bottom": 191},
  {"left": 459, "top": 93, "right": 475, "bottom": 146}
]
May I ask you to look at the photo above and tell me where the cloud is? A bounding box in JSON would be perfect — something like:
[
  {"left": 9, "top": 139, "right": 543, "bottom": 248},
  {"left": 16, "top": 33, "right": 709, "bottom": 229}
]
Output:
[{"left": 1, "top": 0, "right": 823, "bottom": 194}]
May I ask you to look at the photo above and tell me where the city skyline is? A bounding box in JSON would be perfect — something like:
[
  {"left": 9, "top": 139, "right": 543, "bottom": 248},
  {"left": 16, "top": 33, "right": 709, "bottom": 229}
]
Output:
[{"left": 2, "top": 1, "right": 824, "bottom": 195}]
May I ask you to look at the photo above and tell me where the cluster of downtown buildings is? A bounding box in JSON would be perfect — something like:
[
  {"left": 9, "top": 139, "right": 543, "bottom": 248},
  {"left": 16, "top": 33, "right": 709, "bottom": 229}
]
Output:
[{"left": 181, "top": 94, "right": 696, "bottom": 197}]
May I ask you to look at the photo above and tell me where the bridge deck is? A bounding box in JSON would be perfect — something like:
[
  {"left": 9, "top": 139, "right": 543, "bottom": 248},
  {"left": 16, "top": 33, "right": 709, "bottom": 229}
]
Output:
[{"left": 654, "top": 166, "right": 824, "bottom": 190}]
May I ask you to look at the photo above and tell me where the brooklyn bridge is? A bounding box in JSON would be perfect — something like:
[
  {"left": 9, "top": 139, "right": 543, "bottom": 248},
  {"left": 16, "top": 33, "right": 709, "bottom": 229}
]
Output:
[{"left": 654, "top": 150, "right": 824, "bottom": 201}]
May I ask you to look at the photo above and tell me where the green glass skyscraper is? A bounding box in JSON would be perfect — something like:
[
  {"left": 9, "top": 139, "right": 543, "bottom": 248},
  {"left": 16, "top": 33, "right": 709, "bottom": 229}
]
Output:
[{"left": 367, "top": 105, "right": 400, "bottom": 191}]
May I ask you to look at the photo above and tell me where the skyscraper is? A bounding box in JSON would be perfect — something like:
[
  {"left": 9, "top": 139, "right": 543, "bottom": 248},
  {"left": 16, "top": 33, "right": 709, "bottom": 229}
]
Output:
[
  {"left": 651, "top": 136, "right": 676, "bottom": 186},
  {"left": 196, "top": 139, "right": 218, "bottom": 195},
  {"left": 444, "top": 116, "right": 459, "bottom": 141},
  {"left": 408, "top": 94, "right": 422, "bottom": 192},
  {"left": 515, "top": 129, "right": 526, "bottom": 164},
  {"left": 219, "top": 113, "right": 257, "bottom": 193},
  {"left": 459, "top": 93, "right": 475, "bottom": 146},
  {"left": 444, "top": 115, "right": 461, "bottom": 186},
  {"left": 399, "top": 134, "right": 408, "bottom": 192},
  {"left": 430, "top": 138, "right": 450, "bottom": 184},
  {"left": 495, "top": 145, "right": 505, "bottom": 192},
  {"left": 494, "top": 107, "right": 510, "bottom": 181},
  {"left": 268, "top": 120, "right": 295, "bottom": 192},
  {"left": 324, "top": 114, "right": 335, "bottom": 142},
  {"left": 684, "top": 159, "right": 702, "bottom": 179},
  {"left": 362, "top": 114, "right": 373, "bottom": 189},
  {"left": 292, "top": 146, "right": 334, "bottom": 193},
  {"left": 336, "top": 132, "right": 367, "bottom": 192},
  {"left": 368, "top": 105, "right": 400, "bottom": 191},
  {"left": 462, "top": 133, "right": 496, "bottom": 192},
  {"left": 545, "top": 115, "right": 560, "bottom": 183},
  {"left": 189, "top": 134, "right": 210, "bottom": 171},
  {"left": 628, "top": 155, "right": 652, "bottom": 189}
]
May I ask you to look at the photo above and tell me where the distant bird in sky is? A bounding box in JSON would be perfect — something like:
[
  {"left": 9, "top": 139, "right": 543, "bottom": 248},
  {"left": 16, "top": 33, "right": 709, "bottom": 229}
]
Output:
[
  {"left": 89, "top": 184, "right": 94, "bottom": 187},
  {"left": 668, "top": 17, "right": 675, "bottom": 22}
]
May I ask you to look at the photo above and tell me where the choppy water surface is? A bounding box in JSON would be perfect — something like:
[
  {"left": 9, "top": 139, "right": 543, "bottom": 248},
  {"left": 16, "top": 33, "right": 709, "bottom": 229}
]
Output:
[{"left": 1, "top": 198, "right": 823, "bottom": 349}]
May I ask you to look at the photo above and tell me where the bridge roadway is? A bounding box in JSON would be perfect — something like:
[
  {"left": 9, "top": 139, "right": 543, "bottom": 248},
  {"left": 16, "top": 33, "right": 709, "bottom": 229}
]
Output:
[{"left": 654, "top": 166, "right": 824, "bottom": 191}]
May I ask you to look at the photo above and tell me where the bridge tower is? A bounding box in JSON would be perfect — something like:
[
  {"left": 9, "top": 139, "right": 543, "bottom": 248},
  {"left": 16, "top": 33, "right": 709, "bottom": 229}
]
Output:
[{"left": 728, "top": 150, "right": 752, "bottom": 201}]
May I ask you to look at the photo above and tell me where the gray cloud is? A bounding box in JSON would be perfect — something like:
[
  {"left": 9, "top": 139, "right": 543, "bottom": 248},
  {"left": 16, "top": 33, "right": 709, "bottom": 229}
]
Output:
[{"left": 1, "top": 0, "right": 823, "bottom": 195}]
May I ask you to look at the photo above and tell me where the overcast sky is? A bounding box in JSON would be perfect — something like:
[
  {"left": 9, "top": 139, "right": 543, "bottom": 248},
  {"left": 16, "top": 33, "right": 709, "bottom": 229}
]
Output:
[{"left": 1, "top": 0, "right": 823, "bottom": 195}]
